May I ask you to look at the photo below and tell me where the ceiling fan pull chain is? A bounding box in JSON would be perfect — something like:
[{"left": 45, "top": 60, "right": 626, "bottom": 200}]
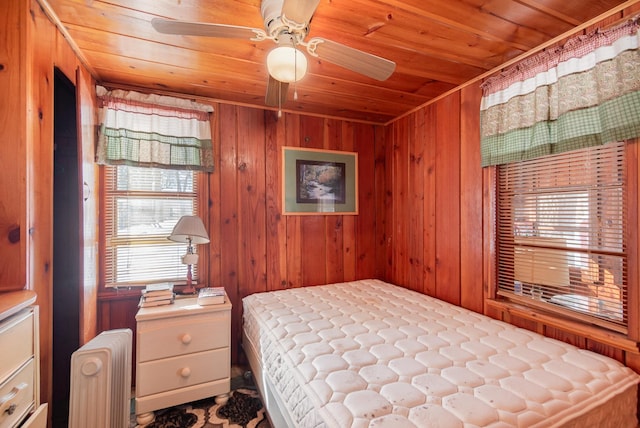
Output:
[
  {"left": 293, "top": 37, "right": 299, "bottom": 101},
  {"left": 278, "top": 81, "right": 283, "bottom": 118}
]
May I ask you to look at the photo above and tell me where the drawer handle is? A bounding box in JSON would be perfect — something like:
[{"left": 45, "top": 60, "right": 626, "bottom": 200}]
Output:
[
  {"left": 0, "top": 382, "right": 27, "bottom": 416},
  {"left": 180, "top": 367, "right": 191, "bottom": 378},
  {"left": 181, "top": 334, "right": 192, "bottom": 344}
]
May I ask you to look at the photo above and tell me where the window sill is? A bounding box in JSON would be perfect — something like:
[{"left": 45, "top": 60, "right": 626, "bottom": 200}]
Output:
[{"left": 485, "top": 298, "right": 639, "bottom": 354}]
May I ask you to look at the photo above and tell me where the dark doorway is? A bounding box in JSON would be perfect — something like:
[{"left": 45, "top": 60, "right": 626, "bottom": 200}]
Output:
[{"left": 52, "top": 68, "right": 81, "bottom": 427}]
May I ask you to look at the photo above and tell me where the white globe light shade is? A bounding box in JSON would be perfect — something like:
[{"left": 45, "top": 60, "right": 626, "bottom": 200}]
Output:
[{"left": 267, "top": 46, "right": 308, "bottom": 83}]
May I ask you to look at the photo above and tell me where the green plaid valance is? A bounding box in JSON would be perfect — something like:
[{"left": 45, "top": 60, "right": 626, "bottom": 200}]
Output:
[
  {"left": 96, "top": 87, "right": 214, "bottom": 171},
  {"left": 480, "top": 18, "right": 640, "bottom": 167}
]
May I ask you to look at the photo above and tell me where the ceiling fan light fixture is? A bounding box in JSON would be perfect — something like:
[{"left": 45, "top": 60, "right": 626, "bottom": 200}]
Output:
[{"left": 267, "top": 45, "right": 307, "bottom": 83}]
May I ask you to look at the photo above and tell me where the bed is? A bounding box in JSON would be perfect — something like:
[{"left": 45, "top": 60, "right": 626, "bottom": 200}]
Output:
[{"left": 242, "top": 279, "right": 639, "bottom": 427}]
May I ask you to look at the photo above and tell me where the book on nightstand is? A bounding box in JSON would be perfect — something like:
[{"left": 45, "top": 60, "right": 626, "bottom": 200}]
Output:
[
  {"left": 138, "top": 294, "right": 175, "bottom": 308},
  {"left": 141, "top": 282, "right": 174, "bottom": 297},
  {"left": 197, "top": 287, "right": 225, "bottom": 305},
  {"left": 139, "top": 283, "right": 175, "bottom": 307},
  {"left": 141, "top": 293, "right": 175, "bottom": 303}
]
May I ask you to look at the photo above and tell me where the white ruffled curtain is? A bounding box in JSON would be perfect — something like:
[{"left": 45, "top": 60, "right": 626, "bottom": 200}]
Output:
[
  {"left": 96, "top": 86, "right": 214, "bottom": 171},
  {"left": 480, "top": 18, "right": 640, "bottom": 166}
]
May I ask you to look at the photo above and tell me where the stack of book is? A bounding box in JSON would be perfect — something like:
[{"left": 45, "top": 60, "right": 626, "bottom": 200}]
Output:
[
  {"left": 197, "top": 287, "right": 225, "bottom": 306},
  {"left": 139, "top": 283, "right": 175, "bottom": 308}
]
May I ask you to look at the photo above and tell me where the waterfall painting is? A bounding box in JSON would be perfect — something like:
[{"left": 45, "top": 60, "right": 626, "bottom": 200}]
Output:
[
  {"left": 282, "top": 147, "right": 358, "bottom": 215},
  {"left": 296, "top": 160, "right": 346, "bottom": 204}
]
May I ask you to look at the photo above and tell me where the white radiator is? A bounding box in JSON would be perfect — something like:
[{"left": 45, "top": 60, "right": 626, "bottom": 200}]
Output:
[{"left": 68, "top": 328, "right": 133, "bottom": 428}]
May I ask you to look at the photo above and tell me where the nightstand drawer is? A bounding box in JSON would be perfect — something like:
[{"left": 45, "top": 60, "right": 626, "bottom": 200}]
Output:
[
  {"left": 137, "top": 311, "right": 230, "bottom": 362},
  {"left": 0, "top": 311, "right": 34, "bottom": 383},
  {"left": 135, "top": 378, "right": 229, "bottom": 415},
  {"left": 0, "top": 359, "right": 35, "bottom": 428},
  {"left": 136, "top": 348, "right": 230, "bottom": 396}
]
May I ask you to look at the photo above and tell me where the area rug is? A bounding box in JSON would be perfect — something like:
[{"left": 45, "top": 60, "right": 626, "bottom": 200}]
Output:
[{"left": 136, "top": 388, "right": 270, "bottom": 428}]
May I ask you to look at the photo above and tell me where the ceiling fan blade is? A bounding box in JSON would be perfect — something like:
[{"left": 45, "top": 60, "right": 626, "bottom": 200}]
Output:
[
  {"left": 308, "top": 38, "right": 396, "bottom": 81},
  {"left": 282, "top": 0, "right": 321, "bottom": 25},
  {"left": 151, "top": 18, "right": 264, "bottom": 40},
  {"left": 265, "top": 76, "right": 290, "bottom": 107}
]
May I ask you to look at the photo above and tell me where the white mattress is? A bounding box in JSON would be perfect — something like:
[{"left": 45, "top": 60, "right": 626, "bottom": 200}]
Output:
[{"left": 242, "top": 279, "right": 639, "bottom": 427}]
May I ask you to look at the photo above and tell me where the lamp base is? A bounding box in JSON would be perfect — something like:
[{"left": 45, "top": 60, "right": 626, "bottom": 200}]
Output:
[
  {"left": 175, "top": 263, "right": 198, "bottom": 294},
  {"left": 175, "top": 284, "right": 198, "bottom": 295}
]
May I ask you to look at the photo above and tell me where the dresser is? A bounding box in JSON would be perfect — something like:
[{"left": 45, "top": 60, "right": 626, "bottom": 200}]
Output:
[
  {"left": 0, "top": 291, "right": 47, "bottom": 428},
  {"left": 134, "top": 295, "right": 232, "bottom": 425}
]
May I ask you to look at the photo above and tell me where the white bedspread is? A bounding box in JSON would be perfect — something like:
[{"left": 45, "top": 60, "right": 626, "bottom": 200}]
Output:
[{"left": 242, "top": 279, "right": 639, "bottom": 427}]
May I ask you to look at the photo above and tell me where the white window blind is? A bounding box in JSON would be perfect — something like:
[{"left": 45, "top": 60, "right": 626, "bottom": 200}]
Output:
[
  {"left": 104, "top": 165, "right": 200, "bottom": 287},
  {"left": 497, "top": 141, "right": 627, "bottom": 332}
]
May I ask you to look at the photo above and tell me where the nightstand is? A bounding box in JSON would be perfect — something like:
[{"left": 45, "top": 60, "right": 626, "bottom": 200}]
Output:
[{"left": 134, "top": 294, "right": 232, "bottom": 425}]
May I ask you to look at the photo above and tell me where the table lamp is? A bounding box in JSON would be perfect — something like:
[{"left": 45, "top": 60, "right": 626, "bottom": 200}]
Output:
[{"left": 168, "top": 215, "right": 209, "bottom": 294}]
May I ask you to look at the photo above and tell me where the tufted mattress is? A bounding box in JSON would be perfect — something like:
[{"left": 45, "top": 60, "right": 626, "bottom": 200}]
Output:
[{"left": 242, "top": 279, "right": 639, "bottom": 427}]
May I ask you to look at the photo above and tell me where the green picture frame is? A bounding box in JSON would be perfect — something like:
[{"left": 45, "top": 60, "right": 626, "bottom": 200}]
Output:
[{"left": 282, "top": 147, "right": 358, "bottom": 215}]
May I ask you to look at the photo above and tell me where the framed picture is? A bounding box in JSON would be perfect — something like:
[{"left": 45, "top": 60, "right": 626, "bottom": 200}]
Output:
[{"left": 282, "top": 147, "right": 358, "bottom": 215}]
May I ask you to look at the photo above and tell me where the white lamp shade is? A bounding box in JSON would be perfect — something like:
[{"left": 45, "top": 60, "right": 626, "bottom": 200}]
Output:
[
  {"left": 168, "top": 215, "right": 210, "bottom": 244},
  {"left": 267, "top": 46, "right": 308, "bottom": 83}
]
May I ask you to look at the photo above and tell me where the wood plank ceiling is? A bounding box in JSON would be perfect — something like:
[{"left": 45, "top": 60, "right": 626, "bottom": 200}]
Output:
[{"left": 42, "top": 0, "right": 634, "bottom": 124}]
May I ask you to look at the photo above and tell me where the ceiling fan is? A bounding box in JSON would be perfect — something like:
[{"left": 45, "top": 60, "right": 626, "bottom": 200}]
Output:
[{"left": 151, "top": 0, "right": 396, "bottom": 108}]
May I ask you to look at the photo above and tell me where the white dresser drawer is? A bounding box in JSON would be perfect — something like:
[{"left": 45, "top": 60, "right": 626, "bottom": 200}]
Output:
[
  {"left": 0, "top": 359, "right": 35, "bottom": 428},
  {"left": 137, "top": 310, "right": 230, "bottom": 362},
  {"left": 0, "top": 311, "right": 33, "bottom": 383},
  {"left": 136, "top": 348, "right": 230, "bottom": 396},
  {"left": 20, "top": 404, "right": 47, "bottom": 428}
]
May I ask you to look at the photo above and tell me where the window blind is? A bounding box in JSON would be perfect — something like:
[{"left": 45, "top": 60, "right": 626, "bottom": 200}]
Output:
[
  {"left": 497, "top": 141, "right": 627, "bottom": 332},
  {"left": 104, "top": 165, "right": 200, "bottom": 287}
]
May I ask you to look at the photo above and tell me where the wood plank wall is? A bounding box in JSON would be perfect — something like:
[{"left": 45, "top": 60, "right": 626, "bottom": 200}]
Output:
[
  {"left": 2, "top": 0, "right": 100, "bottom": 413},
  {"left": 382, "top": 87, "right": 484, "bottom": 313},
  {"left": 208, "top": 105, "right": 384, "bottom": 362}
]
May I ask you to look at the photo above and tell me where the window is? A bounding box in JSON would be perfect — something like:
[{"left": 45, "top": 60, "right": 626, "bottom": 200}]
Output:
[
  {"left": 497, "top": 141, "right": 627, "bottom": 332},
  {"left": 103, "top": 165, "right": 201, "bottom": 287}
]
